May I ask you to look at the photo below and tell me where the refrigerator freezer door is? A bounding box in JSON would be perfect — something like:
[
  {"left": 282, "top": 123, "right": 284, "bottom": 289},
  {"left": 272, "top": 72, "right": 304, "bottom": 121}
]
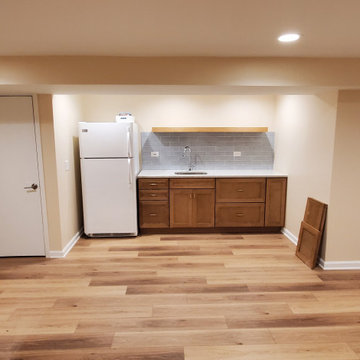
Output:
[
  {"left": 79, "top": 122, "right": 133, "bottom": 158},
  {"left": 81, "top": 158, "right": 137, "bottom": 235}
]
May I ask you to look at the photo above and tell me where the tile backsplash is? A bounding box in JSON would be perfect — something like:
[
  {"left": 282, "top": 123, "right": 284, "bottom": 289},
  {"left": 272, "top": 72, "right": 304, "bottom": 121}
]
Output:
[{"left": 141, "top": 132, "right": 274, "bottom": 170}]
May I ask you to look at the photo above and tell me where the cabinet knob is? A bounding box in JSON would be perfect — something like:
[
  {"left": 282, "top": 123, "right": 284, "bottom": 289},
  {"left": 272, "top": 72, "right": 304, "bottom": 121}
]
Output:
[
  {"left": 237, "top": 189, "right": 244, "bottom": 192},
  {"left": 236, "top": 213, "right": 245, "bottom": 217},
  {"left": 149, "top": 213, "right": 157, "bottom": 216}
]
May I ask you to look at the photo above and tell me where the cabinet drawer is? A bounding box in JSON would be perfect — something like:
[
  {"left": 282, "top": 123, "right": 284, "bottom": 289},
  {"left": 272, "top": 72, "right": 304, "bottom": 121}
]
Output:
[
  {"left": 139, "top": 201, "right": 169, "bottom": 228},
  {"left": 170, "top": 178, "right": 215, "bottom": 189},
  {"left": 216, "top": 203, "right": 265, "bottom": 227},
  {"left": 139, "top": 189, "right": 168, "bottom": 201},
  {"left": 216, "top": 178, "right": 265, "bottom": 202},
  {"left": 138, "top": 178, "right": 169, "bottom": 190}
]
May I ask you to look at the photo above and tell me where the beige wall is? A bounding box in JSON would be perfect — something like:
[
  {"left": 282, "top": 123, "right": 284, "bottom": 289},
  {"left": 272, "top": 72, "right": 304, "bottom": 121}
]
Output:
[
  {"left": 52, "top": 95, "right": 84, "bottom": 249},
  {"left": 273, "top": 92, "right": 338, "bottom": 257},
  {"left": 325, "top": 90, "right": 360, "bottom": 261},
  {"left": 80, "top": 94, "right": 276, "bottom": 131},
  {"left": 37, "top": 94, "right": 63, "bottom": 251}
]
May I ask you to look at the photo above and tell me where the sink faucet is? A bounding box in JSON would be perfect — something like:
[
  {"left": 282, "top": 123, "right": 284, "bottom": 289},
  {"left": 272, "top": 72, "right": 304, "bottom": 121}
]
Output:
[{"left": 183, "top": 145, "right": 194, "bottom": 171}]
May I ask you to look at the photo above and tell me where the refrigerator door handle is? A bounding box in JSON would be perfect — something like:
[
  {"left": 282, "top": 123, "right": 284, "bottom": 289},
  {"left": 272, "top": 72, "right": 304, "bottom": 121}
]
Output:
[
  {"left": 128, "top": 159, "right": 132, "bottom": 184},
  {"left": 127, "top": 127, "right": 133, "bottom": 158}
]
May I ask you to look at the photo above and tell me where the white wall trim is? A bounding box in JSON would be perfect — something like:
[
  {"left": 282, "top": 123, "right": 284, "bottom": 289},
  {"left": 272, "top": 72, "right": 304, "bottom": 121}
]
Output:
[
  {"left": 31, "top": 94, "right": 51, "bottom": 257},
  {"left": 281, "top": 227, "right": 298, "bottom": 245},
  {"left": 48, "top": 227, "right": 83, "bottom": 258},
  {"left": 318, "top": 258, "right": 360, "bottom": 270}
]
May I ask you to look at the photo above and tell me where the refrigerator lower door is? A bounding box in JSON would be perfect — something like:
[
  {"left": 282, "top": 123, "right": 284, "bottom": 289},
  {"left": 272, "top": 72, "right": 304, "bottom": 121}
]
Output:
[{"left": 81, "top": 158, "right": 137, "bottom": 236}]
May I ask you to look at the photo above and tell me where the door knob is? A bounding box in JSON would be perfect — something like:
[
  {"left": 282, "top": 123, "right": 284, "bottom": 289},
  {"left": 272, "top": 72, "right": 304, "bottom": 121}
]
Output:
[{"left": 24, "top": 183, "right": 38, "bottom": 190}]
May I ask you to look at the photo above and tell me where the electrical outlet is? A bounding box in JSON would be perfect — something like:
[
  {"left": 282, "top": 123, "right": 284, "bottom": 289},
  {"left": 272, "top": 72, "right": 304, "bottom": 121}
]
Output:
[
  {"left": 233, "top": 151, "right": 242, "bottom": 157},
  {"left": 151, "top": 151, "right": 160, "bottom": 158}
]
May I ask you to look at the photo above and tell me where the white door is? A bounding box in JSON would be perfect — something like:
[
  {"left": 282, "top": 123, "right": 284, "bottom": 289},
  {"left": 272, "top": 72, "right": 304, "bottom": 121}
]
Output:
[
  {"left": 80, "top": 158, "right": 137, "bottom": 235},
  {"left": 0, "top": 96, "right": 45, "bottom": 256},
  {"left": 79, "top": 122, "right": 133, "bottom": 158}
]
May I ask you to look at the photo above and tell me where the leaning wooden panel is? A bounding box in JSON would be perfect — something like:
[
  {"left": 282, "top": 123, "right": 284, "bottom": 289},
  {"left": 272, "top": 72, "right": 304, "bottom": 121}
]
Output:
[
  {"left": 296, "top": 221, "right": 322, "bottom": 269},
  {"left": 304, "top": 197, "right": 327, "bottom": 231}
]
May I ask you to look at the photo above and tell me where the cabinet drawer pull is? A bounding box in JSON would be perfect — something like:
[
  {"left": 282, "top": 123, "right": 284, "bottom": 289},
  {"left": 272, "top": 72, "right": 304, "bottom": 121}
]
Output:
[
  {"left": 237, "top": 189, "right": 244, "bottom": 192},
  {"left": 236, "top": 213, "right": 245, "bottom": 216},
  {"left": 150, "top": 183, "right": 158, "bottom": 186},
  {"left": 149, "top": 213, "right": 157, "bottom": 216},
  {"left": 150, "top": 194, "right": 157, "bottom": 197}
]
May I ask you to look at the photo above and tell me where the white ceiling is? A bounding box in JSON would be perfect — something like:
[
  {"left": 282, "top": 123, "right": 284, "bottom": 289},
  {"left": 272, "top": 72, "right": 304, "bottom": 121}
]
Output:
[{"left": 1, "top": 0, "right": 360, "bottom": 57}]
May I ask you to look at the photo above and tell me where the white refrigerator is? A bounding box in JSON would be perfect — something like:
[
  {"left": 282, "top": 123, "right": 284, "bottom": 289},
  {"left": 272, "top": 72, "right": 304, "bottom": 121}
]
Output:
[{"left": 79, "top": 121, "right": 139, "bottom": 237}]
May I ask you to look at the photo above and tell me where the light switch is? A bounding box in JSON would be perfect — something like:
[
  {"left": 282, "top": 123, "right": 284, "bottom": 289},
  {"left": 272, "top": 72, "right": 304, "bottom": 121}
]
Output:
[
  {"left": 64, "top": 160, "right": 70, "bottom": 171},
  {"left": 151, "top": 151, "right": 160, "bottom": 158},
  {"left": 233, "top": 151, "right": 242, "bottom": 157}
]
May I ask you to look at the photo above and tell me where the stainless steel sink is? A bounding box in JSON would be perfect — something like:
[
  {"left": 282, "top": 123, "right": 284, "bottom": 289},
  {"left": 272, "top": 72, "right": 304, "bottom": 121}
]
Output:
[{"left": 174, "top": 171, "right": 208, "bottom": 175}]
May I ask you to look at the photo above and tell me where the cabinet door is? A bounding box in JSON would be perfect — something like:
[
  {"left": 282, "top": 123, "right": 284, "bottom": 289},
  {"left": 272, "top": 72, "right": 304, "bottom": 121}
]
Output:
[
  {"left": 138, "top": 178, "right": 169, "bottom": 190},
  {"left": 265, "top": 178, "right": 287, "bottom": 227},
  {"left": 216, "top": 178, "right": 266, "bottom": 202},
  {"left": 170, "top": 178, "right": 215, "bottom": 189},
  {"left": 216, "top": 203, "right": 265, "bottom": 227},
  {"left": 170, "top": 189, "right": 193, "bottom": 227},
  {"left": 192, "top": 189, "right": 215, "bottom": 228},
  {"left": 139, "top": 201, "right": 169, "bottom": 228}
]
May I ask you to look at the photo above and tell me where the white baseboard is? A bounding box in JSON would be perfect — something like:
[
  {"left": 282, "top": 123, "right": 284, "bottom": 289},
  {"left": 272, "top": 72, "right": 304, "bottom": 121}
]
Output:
[
  {"left": 48, "top": 227, "right": 83, "bottom": 258},
  {"left": 318, "top": 258, "right": 360, "bottom": 270},
  {"left": 281, "top": 227, "right": 298, "bottom": 245}
]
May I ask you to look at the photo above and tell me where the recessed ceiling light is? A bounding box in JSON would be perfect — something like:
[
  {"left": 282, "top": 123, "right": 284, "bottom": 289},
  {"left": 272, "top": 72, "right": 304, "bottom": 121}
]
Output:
[{"left": 278, "top": 33, "right": 301, "bottom": 43}]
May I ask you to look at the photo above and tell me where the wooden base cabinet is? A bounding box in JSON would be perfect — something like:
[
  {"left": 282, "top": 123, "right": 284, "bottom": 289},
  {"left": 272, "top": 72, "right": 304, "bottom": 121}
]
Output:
[
  {"left": 170, "top": 189, "right": 215, "bottom": 228},
  {"left": 138, "top": 177, "right": 287, "bottom": 232},
  {"left": 138, "top": 178, "right": 169, "bottom": 228}
]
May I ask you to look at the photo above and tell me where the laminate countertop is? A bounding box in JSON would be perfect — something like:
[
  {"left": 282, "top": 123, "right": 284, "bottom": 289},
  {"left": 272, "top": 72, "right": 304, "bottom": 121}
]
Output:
[{"left": 137, "top": 170, "right": 288, "bottom": 178}]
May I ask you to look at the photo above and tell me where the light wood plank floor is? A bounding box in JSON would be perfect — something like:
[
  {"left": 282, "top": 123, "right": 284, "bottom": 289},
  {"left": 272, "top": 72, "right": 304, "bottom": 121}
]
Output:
[{"left": 0, "top": 233, "right": 360, "bottom": 359}]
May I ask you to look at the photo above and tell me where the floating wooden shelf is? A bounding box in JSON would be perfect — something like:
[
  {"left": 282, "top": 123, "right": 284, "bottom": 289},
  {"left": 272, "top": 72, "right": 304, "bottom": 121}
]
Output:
[{"left": 152, "top": 127, "right": 268, "bottom": 133}]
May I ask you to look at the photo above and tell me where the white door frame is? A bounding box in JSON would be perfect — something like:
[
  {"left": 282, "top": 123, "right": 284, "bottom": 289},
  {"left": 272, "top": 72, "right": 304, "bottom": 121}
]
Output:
[
  {"left": 0, "top": 94, "right": 51, "bottom": 257},
  {"left": 29, "top": 95, "right": 51, "bottom": 257}
]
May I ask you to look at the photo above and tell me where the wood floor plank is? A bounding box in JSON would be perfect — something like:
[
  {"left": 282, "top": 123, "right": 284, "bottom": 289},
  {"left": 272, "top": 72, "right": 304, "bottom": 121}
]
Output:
[
  {"left": 53, "top": 294, "right": 188, "bottom": 308},
  {"left": 0, "top": 285, "right": 127, "bottom": 298},
  {"left": 8, "top": 305, "right": 153, "bottom": 321},
  {"left": 76, "top": 316, "right": 228, "bottom": 333},
  {"left": 112, "top": 329, "right": 274, "bottom": 348},
  {"left": 0, "top": 333, "right": 114, "bottom": 352},
  {"left": 0, "top": 319, "right": 78, "bottom": 336},
  {"left": 126, "top": 283, "right": 249, "bottom": 294},
  {"left": 185, "top": 292, "right": 317, "bottom": 304},
  {"left": 90, "top": 275, "right": 207, "bottom": 286},
  {"left": 152, "top": 303, "right": 292, "bottom": 318},
  {"left": 270, "top": 325, "right": 360, "bottom": 344},
  {"left": 184, "top": 343, "right": 358, "bottom": 360},
  {"left": 226, "top": 312, "right": 360, "bottom": 328},
  {"left": 247, "top": 280, "right": 360, "bottom": 292},
  {"left": 289, "top": 299, "right": 360, "bottom": 314},
  {"left": 0, "top": 347, "right": 185, "bottom": 360}
]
